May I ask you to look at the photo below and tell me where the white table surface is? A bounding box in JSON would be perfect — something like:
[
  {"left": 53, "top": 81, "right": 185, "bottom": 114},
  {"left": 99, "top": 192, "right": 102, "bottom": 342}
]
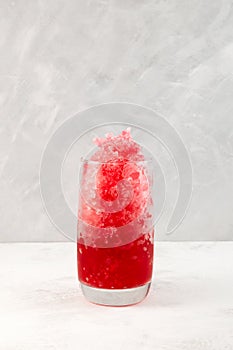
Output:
[{"left": 0, "top": 242, "right": 232, "bottom": 350}]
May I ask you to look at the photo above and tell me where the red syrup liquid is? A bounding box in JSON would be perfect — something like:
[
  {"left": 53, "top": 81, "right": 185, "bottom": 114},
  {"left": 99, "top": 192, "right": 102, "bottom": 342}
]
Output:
[{"left": 77, "top": 231, "right": 154, "bottom": 289}]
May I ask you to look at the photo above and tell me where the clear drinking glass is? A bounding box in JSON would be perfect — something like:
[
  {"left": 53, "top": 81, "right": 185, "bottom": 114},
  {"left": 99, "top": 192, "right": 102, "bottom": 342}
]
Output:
[{"left": 77, "top": 159, "right": 155, "bottom": 306}]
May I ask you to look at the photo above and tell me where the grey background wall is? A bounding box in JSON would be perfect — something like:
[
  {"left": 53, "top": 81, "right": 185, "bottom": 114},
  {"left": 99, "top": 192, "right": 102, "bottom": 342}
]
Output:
[{"left": 0, "top": 0, "right": 233, "bottom": 242}]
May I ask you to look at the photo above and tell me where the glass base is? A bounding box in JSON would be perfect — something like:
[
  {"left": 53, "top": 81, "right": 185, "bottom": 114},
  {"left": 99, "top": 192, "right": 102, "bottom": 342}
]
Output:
[{"left": 80, "top": 282, "right": 151, "bottom": 306}]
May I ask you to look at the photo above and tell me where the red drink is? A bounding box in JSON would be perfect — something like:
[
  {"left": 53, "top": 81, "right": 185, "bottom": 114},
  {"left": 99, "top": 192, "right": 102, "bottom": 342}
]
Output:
[{"left": 77, "top": 129, "right": 154, "bottom": 305}]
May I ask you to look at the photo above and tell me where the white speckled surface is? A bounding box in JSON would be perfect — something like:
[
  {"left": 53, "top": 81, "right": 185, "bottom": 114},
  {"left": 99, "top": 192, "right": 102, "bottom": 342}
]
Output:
[
  {"left": 0, "top": 242, "right": 232, "bottom": 349},
  {"left": 0, "top": 1, "right": 233, "bottom": 241}
]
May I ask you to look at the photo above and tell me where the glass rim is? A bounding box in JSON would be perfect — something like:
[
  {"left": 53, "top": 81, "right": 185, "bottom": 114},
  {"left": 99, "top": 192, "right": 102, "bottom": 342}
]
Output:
[{"left": 80, "top": 157, "right": 154, "bottom": 165}]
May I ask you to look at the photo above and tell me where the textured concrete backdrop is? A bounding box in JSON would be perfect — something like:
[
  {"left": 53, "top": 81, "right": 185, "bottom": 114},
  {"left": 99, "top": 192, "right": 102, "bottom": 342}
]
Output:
[{"left": 0, "top": 0, "right": 233, "bottom": 241}]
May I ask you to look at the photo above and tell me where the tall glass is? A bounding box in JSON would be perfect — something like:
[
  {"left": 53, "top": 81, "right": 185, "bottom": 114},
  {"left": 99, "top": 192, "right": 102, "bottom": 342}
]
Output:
[{"left": 77, "top": 159, "right": 155, "bottom": 306}]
